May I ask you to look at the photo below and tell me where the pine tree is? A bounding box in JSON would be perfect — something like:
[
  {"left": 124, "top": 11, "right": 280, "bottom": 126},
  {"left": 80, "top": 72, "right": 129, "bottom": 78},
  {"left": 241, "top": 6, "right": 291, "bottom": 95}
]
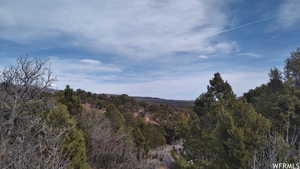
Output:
[
  {"left": 268, "top": 67, "right": 284, "bottom": 91},
  {"left": 60, "top": 85, "right": 83, "bottom": 115},
  {"left": 185, "top": 73, "right": 270, "bottom": 169},
  {"left": 285, "top": 48, "right": 300, "bottom": 87},
  {"left": 105, "top": 104, "right": 126, "bottom": 131}
]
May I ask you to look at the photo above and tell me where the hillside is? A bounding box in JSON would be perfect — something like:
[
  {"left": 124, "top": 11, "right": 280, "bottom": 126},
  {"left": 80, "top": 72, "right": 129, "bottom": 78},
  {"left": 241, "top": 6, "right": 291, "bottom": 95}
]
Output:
[
  {"left": 2, "top": 52, "right": 300, "bottom": 169},
  {"left": 133, "top": 96, "right": 194, "bottom": 108},
  {"left": 103, "top": 94, "right": 194, "bottom": 108}
]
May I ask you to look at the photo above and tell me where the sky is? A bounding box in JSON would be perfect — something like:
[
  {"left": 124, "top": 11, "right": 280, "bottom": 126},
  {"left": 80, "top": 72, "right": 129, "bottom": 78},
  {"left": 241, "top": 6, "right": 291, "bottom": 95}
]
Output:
[{"left": 0, "top": 0, "right": 300, "bottom": 100}]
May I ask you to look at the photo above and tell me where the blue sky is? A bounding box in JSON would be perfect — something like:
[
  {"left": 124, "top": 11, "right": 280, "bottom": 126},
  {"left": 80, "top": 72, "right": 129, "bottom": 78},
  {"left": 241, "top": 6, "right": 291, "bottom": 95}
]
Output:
[{"left": 0, "top": 0, "right": 300, "bottom": 100}]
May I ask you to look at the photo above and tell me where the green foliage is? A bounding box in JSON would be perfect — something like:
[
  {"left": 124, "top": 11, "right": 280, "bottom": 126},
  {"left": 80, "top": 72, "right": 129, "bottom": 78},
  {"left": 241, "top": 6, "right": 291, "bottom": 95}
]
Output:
[
  {"left": 5, "top": 49, "right": 300, "bottom": 169},
  {"left": 285, "top": 48, "right": 300, "bottom": 87},
  {"left": 44, "top": 104, "right": 90, "bottom": 169},
  {"left": 131, "top": 127, "right": 148, "bottom": 153},
  {"left": 186, "top": 73, "right": 270, "bottom": 169},
  {"left": 44, "top": 103, "right": 76, "bottom": 128},
  {"left": 241, "top": 60, "right": 300, "bottom": 164},
  {"left": 105, "top": 104, "right": 126, "bottom": 131},
  {"left": 269, "top": 67, "right": 284, "bottom": 91},
  {"left": 64, "top": 128, "right": 90, "bottom": 169},
  {"left": 59, "top": 85, "right": 83, "bottom": 115},
  {"left": 150, "top": 105, "right": 189, "bottom": 143},
  {"left": 126, "top": 116, "right": 166, "bottom": 151},
  {"left": 244, "top": 70, "right": 300, "bottom": 135},
  {"left": 172, "top": 150, "right": 195, "bottom": 169},
  {"left": 207, "top": 72, "right": 235, "bottom": 100},
  {"left": 141, "top": 123, "right": 166, "bottom": 149}
]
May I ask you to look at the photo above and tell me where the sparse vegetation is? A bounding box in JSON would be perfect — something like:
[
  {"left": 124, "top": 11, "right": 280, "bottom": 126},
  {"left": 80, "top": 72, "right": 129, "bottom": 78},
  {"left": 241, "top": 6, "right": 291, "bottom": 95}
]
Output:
[{"left": 1, "top": 50, "right": 300, "bottom": 169}]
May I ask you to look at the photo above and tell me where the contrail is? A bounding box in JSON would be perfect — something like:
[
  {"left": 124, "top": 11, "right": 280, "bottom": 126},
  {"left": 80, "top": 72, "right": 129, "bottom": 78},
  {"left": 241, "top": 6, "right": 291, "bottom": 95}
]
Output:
[{"left": 214, "top": 17, "right": 274, "bottom": 36}]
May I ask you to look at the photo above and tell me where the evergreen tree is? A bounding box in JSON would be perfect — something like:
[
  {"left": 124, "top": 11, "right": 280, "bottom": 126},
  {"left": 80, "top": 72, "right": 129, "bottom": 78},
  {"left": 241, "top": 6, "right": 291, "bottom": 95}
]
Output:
[
  {"left": 45, "top": 104, "right": 91, "bottom": 169},
  {"left": 60, "top": 85, "right": 83, "bottom": 115},
  {"left": 269, "top": 67, "right": 284, "bottom": 91},
  {"left": 185, "top": 73, "right": 270, "bottom": 169},
  {"left": 105, "top": 104, "right": 126, "bottom": 131},
  {"left": 207, "top": 72, "right": 235, "bottom": 100},
  {"left": 285, "top": 48, "right": 300, "bottom": 87}
]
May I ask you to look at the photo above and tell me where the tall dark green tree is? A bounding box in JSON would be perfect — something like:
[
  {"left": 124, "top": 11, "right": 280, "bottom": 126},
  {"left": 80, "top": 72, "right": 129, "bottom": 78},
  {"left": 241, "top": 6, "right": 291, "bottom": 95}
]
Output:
[
  {"left": 285, "top": 48, "right": 300, "bottom": 87},
  {"left": 105, "top": 104, "right": 126, "bottom": 131},
  {"left": 59, "top": 85, "right": 83, "bottom": 115},
  {"left": 207, "top": 72, "right": 235, "bottom": 101},
  {"left": 184, "top": 73, "right": 270, "bottom": 169},
  {"left": 244, "top": 66, "right": 300, "bottom": 138},
  {"left": 269, "top": 67, "right": 284, "bottom": 91}
]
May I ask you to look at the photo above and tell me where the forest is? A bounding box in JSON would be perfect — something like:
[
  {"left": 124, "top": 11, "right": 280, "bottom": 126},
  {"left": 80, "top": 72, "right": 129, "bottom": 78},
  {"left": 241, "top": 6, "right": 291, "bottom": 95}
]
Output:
[{"left": 1, "top": 48, "right": 300, "bottom": 169}]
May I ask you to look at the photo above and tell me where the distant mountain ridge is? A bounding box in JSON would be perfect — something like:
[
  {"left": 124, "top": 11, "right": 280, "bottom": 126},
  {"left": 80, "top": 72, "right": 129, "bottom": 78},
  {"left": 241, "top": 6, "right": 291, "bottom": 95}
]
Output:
[
  {"left": 133, "top": 96, "right": 194, "bottom": 108},
  {"left": 51, "top": 88, "right": 194, "bottom": 108}
]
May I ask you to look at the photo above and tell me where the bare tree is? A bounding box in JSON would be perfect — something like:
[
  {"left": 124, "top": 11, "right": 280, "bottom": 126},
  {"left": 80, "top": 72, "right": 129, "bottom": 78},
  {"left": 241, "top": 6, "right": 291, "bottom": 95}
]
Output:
[
  {"left": 0, "top": 56, "right": 55, "bottom": 126},
  {"left": 0, "top": 114, "right": 69, "bottom": 169},
  {"left": 79, "top": 108, "right": 159, "bottom": 169},
  {"left": 0, "top": 56, "right": 68, "bottom": 169},
  {"left": 250, "top": 129, "right": 300, "bottom": 169}
]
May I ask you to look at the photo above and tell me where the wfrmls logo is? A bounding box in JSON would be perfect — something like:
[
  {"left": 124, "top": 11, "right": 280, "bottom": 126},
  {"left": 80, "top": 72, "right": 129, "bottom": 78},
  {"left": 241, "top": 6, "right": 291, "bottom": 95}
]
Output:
[{"left": 272, "top": 163, "right": 300, "bottom": 169}]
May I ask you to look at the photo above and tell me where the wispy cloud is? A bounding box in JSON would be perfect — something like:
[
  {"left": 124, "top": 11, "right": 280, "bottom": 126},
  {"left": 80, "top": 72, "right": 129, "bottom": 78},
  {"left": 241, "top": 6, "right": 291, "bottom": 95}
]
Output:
[
  {"left": 50, "top": 57, "right": 122, "bottom": 74},
  {"left": 0, "top": 0, "right": 286, "bottom": 99},
  {"left": 239, "top": 52, "right": 262, "bottom": 58},
  {"left": 53, "top": 69, "right": 268, "bottom": 100},
  {"left": 80, "top": 59, "right": 102, "bottom": 64},
  {"left": 197, "top": 55, "right": 209, "bottom": 59},
  {"left": 0, "top": 0, "right": 236, "bottom": 58},
  {"left": 216, "top": 17, "right": 274, "bottom": 35},
  {"left": 277, "top": 0, "right": 300, "bottom": 28}
]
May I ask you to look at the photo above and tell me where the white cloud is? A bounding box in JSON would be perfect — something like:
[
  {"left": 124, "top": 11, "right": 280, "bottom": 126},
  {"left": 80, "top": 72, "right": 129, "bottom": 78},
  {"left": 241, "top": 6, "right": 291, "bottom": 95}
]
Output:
[
  {"left": 50, "top": 57, "right": 122, "bottom": 74},
  {"left": 80, "top": 59, "right": 102, "bottom": 64},
  {"left": 53, "top": 67, "right": 268, "bottom": 100},
  {"left": 278, "top": 0, "right": 300, "bottom": 27},
  {"left": 197, "top": 55, "right": 209, "bottom": 59},
  {"left": 222, "top": 71, "right": 268, "bottom": 96},
  {"left": 205, "top": 41, "right": 239, "bottom": 54},
  {"left": 0, "top": 0, "right": 236, "bottom": 58},
  {"left": 0, "top": 56, "right": 268, "bottom": 100},
  {"left": 239, "top": 52, "right": 261, "bottom": 58}
]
